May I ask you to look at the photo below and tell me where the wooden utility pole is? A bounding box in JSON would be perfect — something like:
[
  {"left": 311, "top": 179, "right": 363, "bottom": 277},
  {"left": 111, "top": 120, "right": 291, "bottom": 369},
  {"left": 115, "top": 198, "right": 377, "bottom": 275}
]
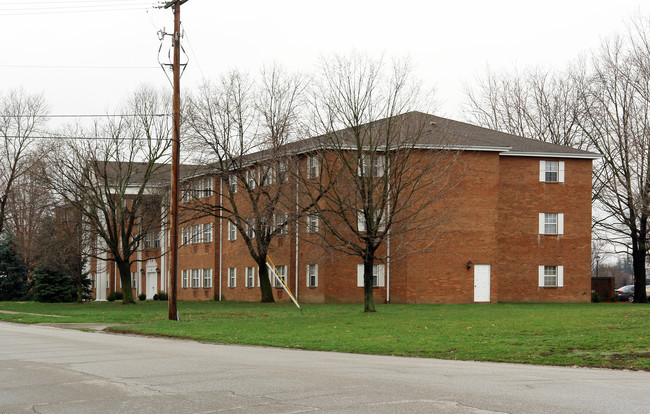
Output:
[{"left": 164, "top": 0, "right": 188, "bottom": 321}]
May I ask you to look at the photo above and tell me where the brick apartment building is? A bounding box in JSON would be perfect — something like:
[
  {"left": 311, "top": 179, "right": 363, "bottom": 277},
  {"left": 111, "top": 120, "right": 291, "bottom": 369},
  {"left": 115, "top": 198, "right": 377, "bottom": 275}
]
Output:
[{"left": 90, "top": 112, "right": 598, "bottom": 304}]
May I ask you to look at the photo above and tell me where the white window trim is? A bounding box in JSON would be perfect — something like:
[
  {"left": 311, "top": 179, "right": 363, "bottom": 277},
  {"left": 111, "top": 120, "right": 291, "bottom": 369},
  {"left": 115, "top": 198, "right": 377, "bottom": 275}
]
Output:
[
  {"left": 203, "top": 223, "right": 213, "bottom": 243},
  {"left": 307, "top": 156, "right": 319, "bottom": 179},
  {"left": 227, "top": 268, "right": 237, "bottom": 288},
  {"left": 307, "top": 212, "right": 318, "bottom": 233},
  {"left": 539, "top": 213, "right": 564, "bottom": 235},
  {"left": 229, "top": 175, "right": 238, "bottom": 193},
  {"left": 191, "top": 269, "right": 201, "bottom": 288},
  {"left": 274, "top": 213, "right": 288, "bottom": 235},
  {"left": 228, "top": 221, "right": 237, "bottom": 241},
  {"left": 306, "top": 264, "right": 318, "bottom": 287},
  {"left": 358, "top": 210, "right": 386, "bottom": 233},
  {"left": 246, "top": 219, "right": 256, "bottom": 239},
  {"left": 203, "top": 177, "right": 213, "bottom": 197},
  {"left": 247, "top": 170, "right": 256, "bottom": 189},
  {"left": 278, "top": 160, "right": 289, "bottom": 182},
  {"left": 181, "top": 270, "right": 189, "bottom": 288},
  {"left": 273, "top": 265, "right": 287, "bottom": 288},
  {"left": 191, "top": 224, "right": 201, "bottom": 244},
  {"left": 245, "top": 267, "right": 255, "bottom": 288},
  {"left": 539, "top": 160, "right": 565, "bottom": 183},
  {"left": 359, "top": 154, "right": 385, "bottom": 177},
  {"left": 203, "top": 268, "right": 213, "bottom": 288},
  {"left": 538, "top": 265, "right": 564, "bottom": 287},
  {"left": 357, "top": 264, "right": 385, "bottom": 287}
]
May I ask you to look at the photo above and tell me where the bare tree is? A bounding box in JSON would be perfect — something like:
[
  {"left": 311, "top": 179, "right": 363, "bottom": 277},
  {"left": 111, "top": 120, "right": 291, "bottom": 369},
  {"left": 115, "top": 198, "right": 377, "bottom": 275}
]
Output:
[
  {"left": 578, "top": 32, "right": 650, "bottom": 303},
  {"left": 464, "top": 65, "right": 588, "bottom": 149},
  {"left": 185, "top": 67, "right": 310, "bottom": 303},
  {"left": 304, "top": 54, "right": 459, "bottom": 312},
  {"left": 6, "top": 153, "right": 54, "bottom": 265},
  {"left": 47, "top": 86, "right": 172, "bottom": 304},
  {"left": 0, "top": 89, "right": 48, "bottom": 236}
]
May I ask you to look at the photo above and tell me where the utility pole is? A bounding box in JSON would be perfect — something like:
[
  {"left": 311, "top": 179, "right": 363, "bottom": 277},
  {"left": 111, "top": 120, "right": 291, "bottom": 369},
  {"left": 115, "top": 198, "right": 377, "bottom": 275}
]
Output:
[{"left": 164, "top": 0, "right": 188, "bottom": 321}]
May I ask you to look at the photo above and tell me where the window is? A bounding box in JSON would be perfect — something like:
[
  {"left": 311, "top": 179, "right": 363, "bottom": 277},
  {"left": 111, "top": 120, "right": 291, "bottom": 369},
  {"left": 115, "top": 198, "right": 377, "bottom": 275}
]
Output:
[
  {"left": 228, "top": 221, "right": 237, "bottom": 241},
  {"left": 181, "top": 185, "right": 190, "bottom": 203},
  {"left": 260, "top": 165, "right": 274, "bottom": 186},
  {"left": 182, "top": 227, "right": 189, "bottom": 244},
  {"left": 203, "top": 269, "right": 213, "bottom": 288},
  {"left": 306, "top": 212, "right": 318, "bottom": 233},
  {"left": 306, "top": 264, "right": 318, "bottom": 287},
  {"left": 202, "top": 177, "right": 212, "bottom": 197},
  {"left": 273, "top": 265, "right": 287, "bottom": 288},
  {"left": 246, "top": 219, "right": 256, "bottom": 239},
  {"left": 357, "top": 264, "right": 385, "bottom": 287},
  {"left": 538, "top": 265, "right": 564, "bottom": 287},
  {"left": 191, "top": 269, "right": 200, "bottom": 288},
  {"left": 278, "top": 160, "right": 289, "bottom": 182},
  {"left": 357, "top": 210, "right": 386, "bottom": 233},
  {"left": 203, "top": 223, "right": 213, "bottom": 243},
  {"left": 229, "top": 175, "right": 238, "bottom": 193},
  {"left": 539, "top": 213, "right": 564, "bottom": 235},
  {"left": 307, "top": 156, "right": 319, "bottom": 179},
  {"left": 192, "top": 180, "right": 202, "bottom": 199},
  {"left": 181, "top": 270, "right": 189, "bottom": 288},
  {"left": 228, "top": 268, "right": 237, "bottom": 288},
  {"left": 275, "top": 213, "right": 288, "bottom": 235},
  {"left": 144, "top": 232, "right": 160, "bottom": 249},
  {"left": 247, "top": 170, "right": 256, "bottom": 189},
  {"left": 360, "top": 154, "right": 385, "bottom": 177},
  {"left": 245, "top": 267, "right": 255, "bottom": 288},
  {"left": 131, "top": 272, "right": 138, "bottom": 288},
  {"left": 191, "top": 224, "right": 201, "bottom": 244},
  {"left": 539, "top": 160, "right": 565, "bottom": 183}
]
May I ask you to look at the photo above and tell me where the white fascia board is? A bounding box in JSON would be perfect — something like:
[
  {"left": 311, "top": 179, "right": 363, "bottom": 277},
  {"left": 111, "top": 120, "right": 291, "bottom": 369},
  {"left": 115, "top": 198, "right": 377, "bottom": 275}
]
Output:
[
  {"left": 329, "top": 144, "right": 512, "bottom": 153},
  {"left": 500, "top": 151, "right": 602, "bottom": 160},
  {"left": 121, "top": 185, "right": 165, "bottom": 195}
]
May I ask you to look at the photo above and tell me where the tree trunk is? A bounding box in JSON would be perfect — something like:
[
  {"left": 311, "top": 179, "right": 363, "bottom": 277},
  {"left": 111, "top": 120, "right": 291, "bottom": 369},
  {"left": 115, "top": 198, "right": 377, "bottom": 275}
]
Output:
[
  {"left": 117, "top": 261, "right": 136, "bottom": 304},
  {"left": 257, "top": 258, "right": 275, "bottom": 303},
  {"left": 363, "top": 257, "right": 376, "bottom": 312},
  {"left": 631, "top": 221, "right": 648, "bottom": 303}
]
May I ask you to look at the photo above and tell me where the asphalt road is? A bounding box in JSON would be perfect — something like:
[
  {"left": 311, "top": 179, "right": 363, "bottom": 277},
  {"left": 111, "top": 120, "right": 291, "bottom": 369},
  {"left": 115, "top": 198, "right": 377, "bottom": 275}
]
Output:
[{"left": 1, "top": 322, "right": 649, "bottom": 413}]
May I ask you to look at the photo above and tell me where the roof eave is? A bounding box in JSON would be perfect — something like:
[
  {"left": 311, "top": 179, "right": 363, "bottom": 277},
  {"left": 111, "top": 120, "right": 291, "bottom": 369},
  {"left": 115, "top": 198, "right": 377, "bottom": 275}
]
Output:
[{"left": 500, "top": 150, "right": 602, "bottom": 160}]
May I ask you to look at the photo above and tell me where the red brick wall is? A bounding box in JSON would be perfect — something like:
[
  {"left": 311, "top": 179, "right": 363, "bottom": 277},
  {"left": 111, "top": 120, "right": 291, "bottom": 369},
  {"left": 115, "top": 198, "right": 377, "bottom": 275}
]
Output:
[
  {"left": 496, "top": 157, "right": 592, "bottom": 302},
  {"left": 94, "top": 151, "right": 592, "bottom": 305},
  {"left": 399, "top": 151, "right": 500, "bottom": 303}
]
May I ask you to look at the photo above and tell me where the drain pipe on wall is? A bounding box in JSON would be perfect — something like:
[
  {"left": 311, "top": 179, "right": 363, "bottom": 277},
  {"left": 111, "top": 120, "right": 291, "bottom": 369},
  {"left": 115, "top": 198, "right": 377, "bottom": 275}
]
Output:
[
  {"left": 386, "top": 169, "right": 391, "bottom": 303},
  {"left": 218, "top": 178, "right": 223, "bottom": 301},
  {"left": 295, "top": 179, "right": 300, "bottom": 300}
]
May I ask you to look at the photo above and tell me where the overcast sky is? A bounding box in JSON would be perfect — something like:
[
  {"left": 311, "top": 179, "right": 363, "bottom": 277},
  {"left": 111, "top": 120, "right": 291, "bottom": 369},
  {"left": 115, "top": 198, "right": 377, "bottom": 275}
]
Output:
[{"left": 1, "top": 0, "right": 649, "bottom": 121}]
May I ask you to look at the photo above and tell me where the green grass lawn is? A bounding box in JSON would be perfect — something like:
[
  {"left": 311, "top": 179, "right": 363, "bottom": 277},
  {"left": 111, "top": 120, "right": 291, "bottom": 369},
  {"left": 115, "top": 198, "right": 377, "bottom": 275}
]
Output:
[{"left": 1, "top": 301, "right": 648, "bottom": 370}]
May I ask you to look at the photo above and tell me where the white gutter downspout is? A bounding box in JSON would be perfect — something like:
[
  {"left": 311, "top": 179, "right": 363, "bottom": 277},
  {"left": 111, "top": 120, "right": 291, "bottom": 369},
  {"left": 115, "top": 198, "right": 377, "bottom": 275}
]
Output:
[
  {"left": 295, "top": 178, "right": 300, "bottom": 300},
  {"left": 218, "top": 178, "right": 223, "bottom": 301},
  {"left": 386, "top": 172, "right": 391, "bottom": 304}
]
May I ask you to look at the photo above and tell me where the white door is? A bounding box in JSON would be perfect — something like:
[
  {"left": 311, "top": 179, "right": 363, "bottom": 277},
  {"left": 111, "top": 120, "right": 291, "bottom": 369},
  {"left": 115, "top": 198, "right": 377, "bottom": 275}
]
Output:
[
  {"left": 474, "top": 264, "right": 491, "bottom": 302},
  {"left": 146, "top": 271, "right": 158, "bottom": 300},
  {"left": 95, "top": 273, "right": 107, "bottom": 301}
]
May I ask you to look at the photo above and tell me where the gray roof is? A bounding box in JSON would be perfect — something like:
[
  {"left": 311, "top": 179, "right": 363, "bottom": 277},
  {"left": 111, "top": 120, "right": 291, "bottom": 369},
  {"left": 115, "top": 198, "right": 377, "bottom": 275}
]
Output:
[{"left": 289, "top": 111, "right": 598, "bottom": 158}]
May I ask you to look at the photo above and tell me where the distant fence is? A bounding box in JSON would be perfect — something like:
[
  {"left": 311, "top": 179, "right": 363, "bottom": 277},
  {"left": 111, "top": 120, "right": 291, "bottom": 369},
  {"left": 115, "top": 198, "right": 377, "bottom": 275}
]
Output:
[{"left": 591, "top": 277, "right": 615, "bottom": 301}]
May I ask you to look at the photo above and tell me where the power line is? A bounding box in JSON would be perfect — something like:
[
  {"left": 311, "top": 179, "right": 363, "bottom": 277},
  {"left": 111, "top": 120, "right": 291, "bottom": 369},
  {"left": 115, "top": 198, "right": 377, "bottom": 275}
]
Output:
[
  {"left": 0, "top": 114, "right": 170, "bottom": 118},
  {"left": 0, "top": 1, "right": 141, "bottom": 4},
  {"left": 0, "top": 64, "right": 160, "bottom": 70},
  {"left": 0, "top": 6, "right": 152, "bottom": 16},
  {"left": 3, "top": 135, "right": 171, "bottom": 141}
]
